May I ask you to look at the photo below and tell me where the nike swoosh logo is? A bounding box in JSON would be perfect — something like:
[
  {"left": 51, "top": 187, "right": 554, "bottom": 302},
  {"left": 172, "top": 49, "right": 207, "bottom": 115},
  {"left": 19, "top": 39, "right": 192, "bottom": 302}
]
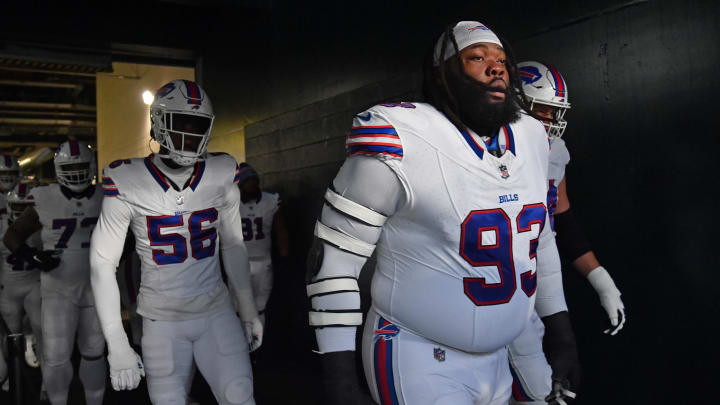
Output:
[{"left": 357, "top": 112, "right": 372, "bottom": 121}]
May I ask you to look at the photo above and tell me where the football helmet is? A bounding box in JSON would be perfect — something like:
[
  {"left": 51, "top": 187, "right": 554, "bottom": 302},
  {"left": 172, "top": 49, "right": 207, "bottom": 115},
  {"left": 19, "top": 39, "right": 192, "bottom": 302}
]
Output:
[
  {"left": 0, "top": 154, "right": 20, "bottom": 192},
  {"left": 517, "top": 61, "right": 571, "bottom": 138},
  {"left": 7, "top": 183, "right": 34, "bottom": 221},
  {"left": 150, "top": 79, "right": 214, "bottom": 166},
  {"left": 54, "top": 140, "right": 96, "bottom": 192}
]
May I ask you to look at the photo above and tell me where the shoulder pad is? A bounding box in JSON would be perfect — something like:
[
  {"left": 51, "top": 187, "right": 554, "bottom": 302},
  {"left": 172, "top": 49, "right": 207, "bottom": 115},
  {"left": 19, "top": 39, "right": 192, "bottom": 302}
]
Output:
[
  {"left": 204, "top": 153, "right": 240, "bottom": 185},
  {"left": 101, "top": 157, "right": 143, "bottom": 197},
  {"left": 347, "top": 107, "right": 403, "bottom": 161}
]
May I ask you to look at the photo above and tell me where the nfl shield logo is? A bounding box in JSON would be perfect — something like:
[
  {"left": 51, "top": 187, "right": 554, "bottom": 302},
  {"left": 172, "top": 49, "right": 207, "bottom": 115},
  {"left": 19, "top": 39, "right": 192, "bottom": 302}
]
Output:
[
  {"left": 433, "top": 347, "right": 445, "bottom": 362},
  {"left": 499, "top": 164, "right": 510, "bottom": 179}
]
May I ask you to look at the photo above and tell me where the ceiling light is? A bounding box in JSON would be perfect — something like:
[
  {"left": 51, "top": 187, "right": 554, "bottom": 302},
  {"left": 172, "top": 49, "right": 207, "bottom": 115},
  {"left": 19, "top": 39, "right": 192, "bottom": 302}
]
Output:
[{"left": 142, "top": 90, "right": 154, "bottom": 105}]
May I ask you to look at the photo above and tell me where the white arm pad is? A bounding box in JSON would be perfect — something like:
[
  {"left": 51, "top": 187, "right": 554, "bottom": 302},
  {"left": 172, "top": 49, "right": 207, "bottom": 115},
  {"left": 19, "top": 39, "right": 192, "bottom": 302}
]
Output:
[
  {"left": 314, "top": 221, "right": 376, "bottom": 257},
  {"left": 324, "top": 188, "right": 388, "bottom": 226},
  {"left": 535, "top": 217, "right": 568, "bottom": 318},
  {"left": 309, "top": 311, "right": 363, "bottom": 327},
  {"left": 307, "top": 277, "right": 360, "bottom": 298}
]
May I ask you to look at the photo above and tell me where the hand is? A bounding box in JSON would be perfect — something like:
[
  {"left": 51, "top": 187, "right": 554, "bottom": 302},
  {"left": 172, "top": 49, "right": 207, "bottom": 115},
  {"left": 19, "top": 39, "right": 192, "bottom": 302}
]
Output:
[
  {"left": 320, "top": 351, "right": 373, "bottom": 404},
  {"left": 16, "top": 244, "right": 60, "bottom": 272},
  {"left": 542, "top": 312, "right": 581, "bottom": 402},
  {"left": 546, "top": 378, "right": 577, "bottom": 405},
  {"left": 586, "top": 266, "right": 626, "bottom": 335},
  {"left": 243, "top": 317, "right": 263, "bottom": 352},
  {"left": 107, "top": 345, "right": 145, "bottom": 391}
]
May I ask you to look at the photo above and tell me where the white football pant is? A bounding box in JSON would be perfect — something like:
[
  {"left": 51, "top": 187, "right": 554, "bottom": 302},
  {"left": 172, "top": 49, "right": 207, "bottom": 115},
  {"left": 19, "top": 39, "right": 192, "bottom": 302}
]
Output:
[
  {"left": 362, "top": 307, "right": 512, "bottom": 405},
  {"left": 41, "top": 284, "right": 106, "bottom": 405},
  {"left": 508, "top": 311, "right": 552, "bottom": 404},
  {"left": 141, "top": 307, "right": 255, "bottom": 405}
]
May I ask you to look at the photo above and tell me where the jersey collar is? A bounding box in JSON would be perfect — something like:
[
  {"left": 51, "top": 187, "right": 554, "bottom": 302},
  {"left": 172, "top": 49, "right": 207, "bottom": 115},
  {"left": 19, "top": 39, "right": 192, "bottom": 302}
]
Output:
[
  {"left": 60, "top": 185, "right": 96, "bottom": 200},
  {"left": 144, "top": 154, "right": 206, "bottom": 192},
  {"left": 458, "top": 124, "right": 516, "bottom": 161}
]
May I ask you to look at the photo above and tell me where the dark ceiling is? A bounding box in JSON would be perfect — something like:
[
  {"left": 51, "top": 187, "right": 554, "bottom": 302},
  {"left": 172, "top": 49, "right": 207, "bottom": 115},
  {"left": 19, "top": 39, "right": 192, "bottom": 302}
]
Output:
[{"left": 0, "top": 0, "right": 267, "bottom": 157}]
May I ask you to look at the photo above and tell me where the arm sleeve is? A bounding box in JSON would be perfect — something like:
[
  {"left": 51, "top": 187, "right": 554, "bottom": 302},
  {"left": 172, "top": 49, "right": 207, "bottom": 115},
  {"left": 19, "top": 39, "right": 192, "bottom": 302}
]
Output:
[
  {"left": 89, "top": 195, "right": 133, "bottom": 353},
  {"left": 219, "top": 184, "right": 258, "bottom": 322},
  {"left": 534, "top": 211, "right": 568, "bottom": 318},
  {"left": 312, "top": 155, "right": 404, "bottom": 353}
]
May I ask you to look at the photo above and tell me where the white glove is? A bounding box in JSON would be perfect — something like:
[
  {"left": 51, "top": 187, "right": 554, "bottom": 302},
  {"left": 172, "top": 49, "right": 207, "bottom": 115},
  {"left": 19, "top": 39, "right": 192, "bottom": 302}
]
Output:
[
  {"left": 587, "top": 266, "right": 626, "bottom": 335},
  {"left": 107, "top": 344, "right": 145, "bottom": 391},
  {"left": 243, "top": 317, "right": 264, "bottom": 352}
]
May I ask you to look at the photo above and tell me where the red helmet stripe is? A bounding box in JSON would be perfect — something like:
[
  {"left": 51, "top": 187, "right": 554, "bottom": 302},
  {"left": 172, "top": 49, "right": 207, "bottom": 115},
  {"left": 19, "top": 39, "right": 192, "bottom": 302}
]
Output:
[
  {"left": 183, "top": 80, "right": 201, "bottom": 105},
  {"left": 69, "top": 140, "right": 80, "bottom": 156},
  {"left": 546, "top": 65, "right": 566, "bottom": 98},
  {"left": 18, "top": 183, "right": 27, "bottom": 197}
]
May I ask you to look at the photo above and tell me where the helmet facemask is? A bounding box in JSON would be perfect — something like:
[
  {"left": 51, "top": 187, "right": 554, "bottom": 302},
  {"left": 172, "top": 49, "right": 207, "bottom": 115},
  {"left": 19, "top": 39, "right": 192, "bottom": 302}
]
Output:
[
  {"left": 56, "top": 162, "right": 93, "bottom": 192},
  {"left": 0, "top": 170, "right": 19, "bottom": 192},
  {"left": 529, "top": 98, "right": 568, "bottom": 139},
  {"left": 152, "top": 109, "right": 214, "bottom": 167}
]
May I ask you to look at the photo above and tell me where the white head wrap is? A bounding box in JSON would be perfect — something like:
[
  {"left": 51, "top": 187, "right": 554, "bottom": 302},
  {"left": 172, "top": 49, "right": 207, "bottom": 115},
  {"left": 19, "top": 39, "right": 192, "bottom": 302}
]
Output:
[{"left": 433, "top": 21, "right": 502, "bottom": 66}]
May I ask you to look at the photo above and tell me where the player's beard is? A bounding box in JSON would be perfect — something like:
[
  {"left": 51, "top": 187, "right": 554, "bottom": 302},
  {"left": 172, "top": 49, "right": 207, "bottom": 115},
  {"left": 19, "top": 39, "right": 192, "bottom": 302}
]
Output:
[{"left": 446, "top": 65, "right": 520, "bottom": 137}]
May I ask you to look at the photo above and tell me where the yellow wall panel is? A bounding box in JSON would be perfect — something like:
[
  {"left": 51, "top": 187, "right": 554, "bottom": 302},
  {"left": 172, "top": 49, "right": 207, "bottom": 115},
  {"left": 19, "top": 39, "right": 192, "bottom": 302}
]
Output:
[{"left": 96, "top": 62, "right": 194, "bottom": 171}]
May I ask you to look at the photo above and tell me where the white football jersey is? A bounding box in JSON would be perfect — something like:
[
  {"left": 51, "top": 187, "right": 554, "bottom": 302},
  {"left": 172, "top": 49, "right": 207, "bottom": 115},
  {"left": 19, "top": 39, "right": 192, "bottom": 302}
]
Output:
[
  {"left": 547, "top": 137, "right": 570, "bottom": 218},
  {"left": 239, "top": 191, "right": 279, "bottom": 261},
  {"left": 99, "top": 153, "right": 241, "bottom": 320},
  {"left": 353, "top": 103, "right": 555, "bottom": 353},
  {"left": 30, "top": 184, "right": 102, "bottom": 291}
]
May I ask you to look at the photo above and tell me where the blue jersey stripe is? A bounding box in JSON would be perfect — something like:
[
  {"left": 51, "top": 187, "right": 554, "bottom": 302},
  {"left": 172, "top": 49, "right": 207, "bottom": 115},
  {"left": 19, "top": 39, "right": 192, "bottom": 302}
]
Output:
[
  {"left": 347, "top": 145, "right": 403, "bottom": 156},
  {"left": 350, "top": 127, "right": 398, "bottom": 136}
]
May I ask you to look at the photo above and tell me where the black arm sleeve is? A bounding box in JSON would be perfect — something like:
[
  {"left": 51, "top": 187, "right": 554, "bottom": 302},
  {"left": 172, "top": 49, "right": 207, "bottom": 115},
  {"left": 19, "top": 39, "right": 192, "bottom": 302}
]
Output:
[{"left": 553, "top": 209, "right": 592, "bottom": 262}]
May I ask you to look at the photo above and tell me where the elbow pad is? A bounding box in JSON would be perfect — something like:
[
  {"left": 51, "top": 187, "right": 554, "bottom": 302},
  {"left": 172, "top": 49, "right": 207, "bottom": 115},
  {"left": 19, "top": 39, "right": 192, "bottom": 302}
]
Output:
[{"left": 553, "top": 209, "right": 592, "bottom": 262}]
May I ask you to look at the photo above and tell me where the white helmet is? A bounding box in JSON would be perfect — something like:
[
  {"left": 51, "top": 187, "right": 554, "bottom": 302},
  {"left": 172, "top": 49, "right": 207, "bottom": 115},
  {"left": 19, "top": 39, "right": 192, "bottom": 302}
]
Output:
[
  {"left": 7, "top": 183, "right": 34, "bottom": 221},
  {"left": 517, "top": 61, "right": 571, "bottom": 138},
  {"left": 0, "top": 154, "right": 20, "bottom": 192},
  {"left": 54, "top": 140, "right": 96, "bottom": 192},
  {"left": 150, "top": 79, "right": 214, "bottom": 166}
]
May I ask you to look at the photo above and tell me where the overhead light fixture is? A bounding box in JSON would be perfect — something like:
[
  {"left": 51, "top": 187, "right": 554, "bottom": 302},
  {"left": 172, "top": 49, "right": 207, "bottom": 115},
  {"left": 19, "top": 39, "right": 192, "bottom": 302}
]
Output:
[
  {"left": 142, "top": 90, "right": 154, "bottom": 105},
  {"left": 18, "top": 158, "right": 31, "bottom": 166}
]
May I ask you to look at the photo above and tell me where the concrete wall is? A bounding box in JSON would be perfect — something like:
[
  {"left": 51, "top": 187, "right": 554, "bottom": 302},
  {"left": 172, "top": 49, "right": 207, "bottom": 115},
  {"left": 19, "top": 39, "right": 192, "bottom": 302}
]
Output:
[{"left": 95, "top": 62, "right": 194, "bottom": 171}]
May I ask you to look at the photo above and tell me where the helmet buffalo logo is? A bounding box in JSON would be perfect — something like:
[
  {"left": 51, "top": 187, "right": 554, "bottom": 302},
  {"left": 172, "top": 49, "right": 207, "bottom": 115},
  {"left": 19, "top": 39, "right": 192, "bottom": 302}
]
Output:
[
  {"left": 374, "top": 323, "right": 400, "bottom": 341},
  {"left": 518, "top": 66, "right": 542, "bottom": 85},
  {"left": 467, "top": 25, "right": 489, "bottom": 31},
  {"left": 156, "top": 83, "right": 176, "bottom": 99}
]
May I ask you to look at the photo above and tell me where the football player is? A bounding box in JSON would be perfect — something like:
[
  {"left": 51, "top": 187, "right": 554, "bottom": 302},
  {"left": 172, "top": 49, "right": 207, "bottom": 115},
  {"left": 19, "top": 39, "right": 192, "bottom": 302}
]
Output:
[
  {"left": 306, "top": 21, "right": 572, "bottom": 405},
  {"left": 89, "top": 79, "right": 262, "bottom": 405},
  {"left": 0, "top": 154, "right": 18, "bottom": 391},
  {"left": 507, "top": 61, "right": 626, "bottom": 405},
  {"left": 0, "top": 183, "right": 43, "bottom": 366},
  {"left": 3, "top": 141, "right": 107, "bottom": 405},
  {"left": 236, "top": 163, "right": 290, "bottom": 327}
]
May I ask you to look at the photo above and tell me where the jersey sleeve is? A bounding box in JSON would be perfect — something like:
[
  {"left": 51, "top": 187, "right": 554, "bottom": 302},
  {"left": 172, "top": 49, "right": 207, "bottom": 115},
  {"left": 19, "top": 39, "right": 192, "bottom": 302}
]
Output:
[
  {"left": 219, "top": 174, "right": 258, "bottom": 322},
  {"left": 534, "top": 212, "right": 568, "bottom": 318},
  {"left": 311, "top": 155, "right": 404, "bottom": 353},
  {"left": 90, "top": 194, "right": 134, "bottom": 269},
  {"left": 345, "top": 109, "right": 403, "bottom": 162},
  {"left": 548, "top": 138, "right": 571, "bottom": 183}
]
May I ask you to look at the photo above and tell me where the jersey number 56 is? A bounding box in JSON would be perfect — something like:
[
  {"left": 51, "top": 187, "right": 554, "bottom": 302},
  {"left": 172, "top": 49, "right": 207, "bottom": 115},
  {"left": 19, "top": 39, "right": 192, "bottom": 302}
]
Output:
[{"left": 146, "top": 208, "right": 218, "bottom": 265}]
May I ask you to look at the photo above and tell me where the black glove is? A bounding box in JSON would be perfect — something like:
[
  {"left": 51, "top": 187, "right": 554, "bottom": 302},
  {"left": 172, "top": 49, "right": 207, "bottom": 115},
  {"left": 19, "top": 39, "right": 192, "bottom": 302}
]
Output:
[
  {"left": 16, "top": 244, "right": 60, "bottom": 272},
  {"left": 542, "top": 311, "right": 581, "bottom": 404},
  {"left": 320, "top": 350, "right": 373, "bottom": 405}
]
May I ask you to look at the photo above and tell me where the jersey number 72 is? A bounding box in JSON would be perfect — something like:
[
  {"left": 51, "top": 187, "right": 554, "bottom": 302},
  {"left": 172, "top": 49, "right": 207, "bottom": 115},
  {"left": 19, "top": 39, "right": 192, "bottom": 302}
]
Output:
[{"left": 460, "top": 203, "right": 546, "bottom": 306}]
